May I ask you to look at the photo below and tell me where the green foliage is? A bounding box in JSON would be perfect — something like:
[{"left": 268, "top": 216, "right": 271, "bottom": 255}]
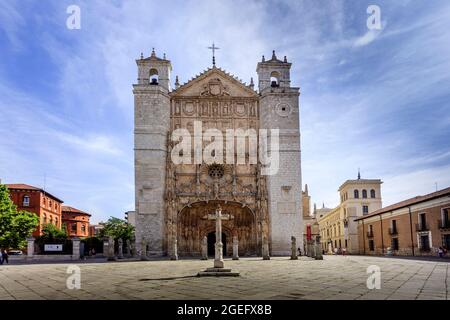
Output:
[
  {"left": 41, "top": 223, "right": 68, "bottom": 240},
  {"left": 99, "top": 217, "right": 135, "bottom": 240},
  {"left": 0, "top": 184, "right": 39, "bottom": 249}
]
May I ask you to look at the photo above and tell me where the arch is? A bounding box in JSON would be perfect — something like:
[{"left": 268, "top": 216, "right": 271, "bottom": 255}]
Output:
[
  {"left": 176, "top": 200, "right": 257, "bottom": 256},
  {"left": 362, "top": 189, "right": 367, "bottom": 198},
  {"left": 270, "top": 71, "right": 280, "bottom": 87},
  {"left": 149, "top": 68, "right": 159, "bottom": 85},
  {"left": 370, "top": 189, "right": 376, "bottom": 198},
  {"left": 354, "top": 189, "right": 359, "bottom": 199}
]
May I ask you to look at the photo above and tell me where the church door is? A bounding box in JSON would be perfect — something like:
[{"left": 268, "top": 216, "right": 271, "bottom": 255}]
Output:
[{"left": 207, "top": 232, "right": 227, "bottom": 256}]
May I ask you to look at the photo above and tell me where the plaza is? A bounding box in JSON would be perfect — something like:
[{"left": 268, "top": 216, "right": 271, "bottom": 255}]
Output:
[{"left": 0, "top": 255, "right": 448, "bottom": 300}]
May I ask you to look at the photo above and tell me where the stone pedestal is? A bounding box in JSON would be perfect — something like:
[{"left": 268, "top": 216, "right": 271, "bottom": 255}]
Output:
[
  {"left": 117, "top": 238, "right": 124, "bottom": 259},
  {"left": 232, "top": 236, "right": 239, "bottom": 260},
  {"left": 201, "top": 236, "right": 208, "bottom": 260},
  {"left": 26, "top": 237, "right": 35, "bottom": 258},
  {"left": 72, "top": 237, "right": 81, "bottom": 260},
  {"left": 290, "top": 236, "right": 298, "bottom": 260}
]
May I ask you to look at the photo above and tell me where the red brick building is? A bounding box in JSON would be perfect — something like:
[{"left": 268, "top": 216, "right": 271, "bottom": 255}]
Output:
[
  {"left": 62, "top": 206, "right": 91, "bottom": 238},
  {"left": 356, "top": 186, "right": 450, "bottom": 256},
  {"left": 6, "top": 184, "right": 63, "bottom": 237}
]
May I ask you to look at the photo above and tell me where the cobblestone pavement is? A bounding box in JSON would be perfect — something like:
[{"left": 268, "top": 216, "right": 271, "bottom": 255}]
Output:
[{"left": 0, "top": 255, "right": 448, "bottom": 300}]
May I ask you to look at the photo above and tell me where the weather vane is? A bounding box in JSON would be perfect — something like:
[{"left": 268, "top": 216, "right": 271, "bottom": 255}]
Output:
[{"left": 207, "top": 42, "right": 220, "bottom": 67}]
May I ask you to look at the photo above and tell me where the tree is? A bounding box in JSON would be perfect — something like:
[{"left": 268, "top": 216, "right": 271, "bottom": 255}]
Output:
[
  {"left": 41, "top": 223, "right": 67, "bottom": 240},
  {"left": 99, "top": 217, "right": 135, "bottom": 240},
  {"left": 0, "top": 184, "right": 39, "bottom": 249}
]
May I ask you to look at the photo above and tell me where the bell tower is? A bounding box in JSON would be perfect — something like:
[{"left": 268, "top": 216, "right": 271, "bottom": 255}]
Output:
[
  {"left": 257, "top": 50, "right": 303, "bottom": 255},
  {"left": 133, "top": 48, "right": 171, "bottom": 255}
]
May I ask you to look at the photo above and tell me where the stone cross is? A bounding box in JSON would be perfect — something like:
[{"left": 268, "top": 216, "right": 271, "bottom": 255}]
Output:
[
  {"left": 171, "top": 235, "right": 178, "bottom": 260},
  {"left": 205, "top": 205, "right": 233, "bottom": 268},
  {"left": 201, "top": 236, "right": 208, "bottom": 260},
  {"left": 291, "top": 236, "right": 298, "bottom": 260},
  {"left": 232, "top": 236, "right": 239, "bottom": 260},
  {"left": 262, "top": 236, "right": 270, "bottom": 260},
  {"left": 126, "top": 239, "right": 131, "bottom": 257},
  {"left": 207, "top": 42, "right": 220, "bottom": 66},
  {"left": 117, "top": 238, "right": 124, "bottom": 259}
]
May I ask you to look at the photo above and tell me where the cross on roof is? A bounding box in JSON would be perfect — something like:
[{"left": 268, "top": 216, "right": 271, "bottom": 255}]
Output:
[{"left": 207, "top": 42, "right": 220, "bottom": 66}]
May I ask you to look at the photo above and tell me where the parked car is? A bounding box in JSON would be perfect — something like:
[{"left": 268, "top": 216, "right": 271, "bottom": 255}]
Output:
[{"left": 7, "top": 250, "right": 23, "bottom": 255}]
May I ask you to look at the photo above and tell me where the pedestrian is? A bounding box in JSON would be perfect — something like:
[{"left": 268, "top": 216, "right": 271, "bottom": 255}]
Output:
[
  {"left": 342, "top": 247, "right": 347, "bottom": 256},
  {"left": 297, "top": 247, "right": 302, "bottom": 256},
  {"left": 438, "top": 247, "right": 444, "bottom": 258},
  {"left": 1, "top": 250, "right": 8, "bottom": 264}
]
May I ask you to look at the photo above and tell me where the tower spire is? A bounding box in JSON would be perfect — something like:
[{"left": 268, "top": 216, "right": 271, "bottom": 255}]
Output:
[{"left": 358, "top": 168, "right": 361, "bottom": 180}]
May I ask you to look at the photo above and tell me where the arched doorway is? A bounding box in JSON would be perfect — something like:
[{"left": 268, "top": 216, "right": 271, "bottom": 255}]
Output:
[
  {"left": 207, "top": 232, "right": 227, "bottom": 257},
  {"left": 176, "top": 200, "right": 256, "bottom": 256}
]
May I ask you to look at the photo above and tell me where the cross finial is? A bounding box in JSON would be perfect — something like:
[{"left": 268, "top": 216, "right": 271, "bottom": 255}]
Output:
[
  {"left": 208, "top": 42, "right": 220, "bottom": 67},
  {"left": 358, "top": 168, "right": 361, "bottom": 180}
]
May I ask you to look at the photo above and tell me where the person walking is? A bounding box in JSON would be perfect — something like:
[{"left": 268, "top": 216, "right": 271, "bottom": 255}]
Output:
[
  {"left": 438, "top": 247, "right": 444, "bottom": 258},
  {"left": 1, "top": 250, "right": 8, "bottom": 264}
]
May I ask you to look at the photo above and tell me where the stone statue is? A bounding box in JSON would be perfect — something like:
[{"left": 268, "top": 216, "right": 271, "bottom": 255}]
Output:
[
  {"left": 141, "top": 238, "right": 149, "bottom": 261},
  {"left": 171, "top": 235, "right": 178, "bottom": 260},
  {"left": 315, "top": 236, "right": 323, "bottom": 260},
  {"left": 262, "top": 237, "right": 270, "bottom": 260},
  {"left": 291, "top": 236, "right": 298, "bottom": 260},
  {"left": 201, "top": 236, "right": 208, "bottom": 260},
  {"left": 117, "top": 238, "right": 124, "bottom": 259},
  {"left": 107, "top": 236, "right": 116, "bottom": 261},
  {"left": 126, "top": 239, "right": 131, "bottom": 257},
  {"left": 232, "top": 236, "right": 239, "bottom": 260}
]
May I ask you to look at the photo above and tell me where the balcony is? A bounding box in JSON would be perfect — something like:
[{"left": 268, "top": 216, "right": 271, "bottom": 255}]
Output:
[
  {"left": 367, "top": 230, "right": 374, "bottom": 238},
  {"left": 415, "top": 224, "right": 429, "bottom": 232},
  {"left": 388, "top": 227, "right": 398, "bottom": 235},
  {"left": 438, "top": 220, "right": 450, "bottom": 229}
]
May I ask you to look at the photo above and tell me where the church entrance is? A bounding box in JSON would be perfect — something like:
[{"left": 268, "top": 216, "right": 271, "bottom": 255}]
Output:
[
  {"left": 176, "top": 200, "right": 257, "bottom": 257},
  {"left": 207, "top": 232, "right": 227, "bottom": 257}
]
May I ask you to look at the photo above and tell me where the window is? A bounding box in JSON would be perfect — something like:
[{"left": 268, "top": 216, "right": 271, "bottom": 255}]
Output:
[
  {"left": 420, "top": 235, "right": 430, "bottom": 251},
  {"left": 49, "top": 216, "right": 53, "bottom": 225},
  {"left": 81, "top": 224, "right": 86, "bottom": 234},
  {"left": 43, "top": 215, "right": 47, "bottom": 224},
  {"left": 391, "top": 238, "right": 399, "bottom": 251},
  {"left": 71, "top": 223, "right": 77, "bottom": 232},
  {"left": 23, "top": 195, "right": 30, "bottom": 207},
  {"left": 49, "top": 200, "right": 52, "bottom": 209},
  {"left": 370, "top": 189, "right": 376, "bottom": 198},
  {"left": 369, "top": 240, "right": 375, "bottom": 251},
  {"left": 363, "top": 205, "right": 369, "bottom": 214},
  {"left": 345, "top": 239, "right": 348, "bottom": 248},
  {"left": 270, "top": 71, "right": 280, "bottom": 87},
  {"left": 149, "top": 68, "right": 159, "bottom": 85},
  {"left": 362, "top": 189, "right": 367, "bottom": 198},
  {"left": 354, "top": 190, "right": 359, "bottom": 199}
]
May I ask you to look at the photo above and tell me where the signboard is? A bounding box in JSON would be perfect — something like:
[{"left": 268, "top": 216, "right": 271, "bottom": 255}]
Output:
[{"left": 44, "top": 244, "right": 63, "bottom": 252}]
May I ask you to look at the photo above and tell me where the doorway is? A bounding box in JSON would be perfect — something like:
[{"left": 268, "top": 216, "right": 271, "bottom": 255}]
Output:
[{"left": 207, "top": 231, "right": 227, "bottom": 256}]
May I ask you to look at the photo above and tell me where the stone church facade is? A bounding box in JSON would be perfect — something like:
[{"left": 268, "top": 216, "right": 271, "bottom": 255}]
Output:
[{"left": 133, "top": 49, "right": 303, "bottom": 257}]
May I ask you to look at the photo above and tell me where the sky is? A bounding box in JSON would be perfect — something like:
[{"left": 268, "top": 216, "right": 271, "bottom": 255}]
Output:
[{"left": 0, "top": 0, "right": 449, "bottom": 223}]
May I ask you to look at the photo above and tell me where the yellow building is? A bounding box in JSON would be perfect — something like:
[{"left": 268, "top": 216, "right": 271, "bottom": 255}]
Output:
[{"left": 318, "top": 174, "right": 382, "bottom": 254}]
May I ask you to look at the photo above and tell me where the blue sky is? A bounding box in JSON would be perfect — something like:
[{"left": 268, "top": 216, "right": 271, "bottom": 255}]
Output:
[{"left": 0, "top": 0, "right": 449, "bottom": 223}]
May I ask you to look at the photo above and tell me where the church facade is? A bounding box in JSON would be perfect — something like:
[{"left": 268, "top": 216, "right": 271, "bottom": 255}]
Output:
[{"left": 133, "top": 49, "right": 303, "bottom": 257}]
